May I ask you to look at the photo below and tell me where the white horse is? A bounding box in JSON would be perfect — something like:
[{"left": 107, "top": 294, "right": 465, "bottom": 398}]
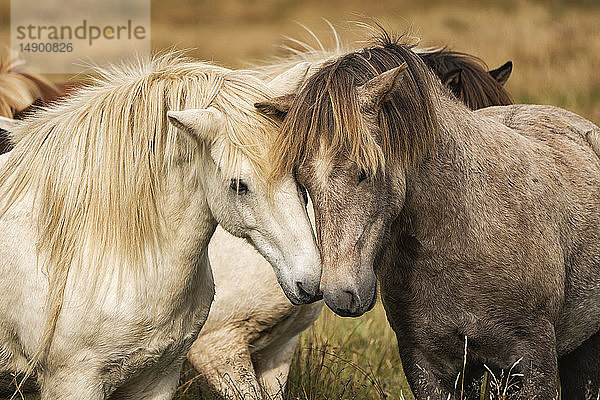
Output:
[
  {"left": 0, "top": 54, "right": 320, "bottom": 399},
  {"left": 182, "top": 30, "right": 348, "bottom": 399}
]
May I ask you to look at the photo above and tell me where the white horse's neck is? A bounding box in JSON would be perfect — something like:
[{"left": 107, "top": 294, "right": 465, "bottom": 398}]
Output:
[{"left": 104, "top": 166, "right": 217, "bottom": 320}]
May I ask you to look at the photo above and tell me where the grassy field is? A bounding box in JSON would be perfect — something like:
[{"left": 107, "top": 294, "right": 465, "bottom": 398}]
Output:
[
  {"left": 148, "top": 0, "right": 600, "bottom": 125},
  {"left": 175, "top": 302, "right": 412, "bottom": 400},
  {"left": 1, "top": 0, "right": 599, "bottom": 399}
]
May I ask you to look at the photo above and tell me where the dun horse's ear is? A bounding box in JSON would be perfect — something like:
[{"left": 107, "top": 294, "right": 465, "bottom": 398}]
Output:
[
  {"left": 357, "top": 64, "right": 408, "bottom": 109},
  {"left": 255, "top": 94, "right": 296, "bottom": 121},
  {"left": 267, "top": 62, "right": 311, "bottom": 97},
  {"left": 441, "top": 69, "right": 462, "bottom": 88},
  {"left": 0, "top": 116, "right": 18, "bottom": 133},
  {"left": 167, "top": 108, "right": 225, "bottom": 143},
  {"left": 489, "top": 61, "right": 513, "bottom": 86}
]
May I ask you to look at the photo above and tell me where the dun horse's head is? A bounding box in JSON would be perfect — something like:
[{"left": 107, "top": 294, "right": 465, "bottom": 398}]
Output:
[{"left": 256, "top": 39, "right": 440, "bottom": 316}]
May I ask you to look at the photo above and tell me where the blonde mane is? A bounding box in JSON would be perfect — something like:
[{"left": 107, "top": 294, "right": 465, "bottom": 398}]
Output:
[
  {"left": 0, "top": 53, "right": 279, "bottom": 374},
  {"left": 0, "top": 52, "right": 61, "bottom": 118}
]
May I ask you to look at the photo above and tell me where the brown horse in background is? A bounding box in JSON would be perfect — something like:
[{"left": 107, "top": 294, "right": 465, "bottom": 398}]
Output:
[
  {"left": 0, "top": 54, "right": 62, "bottom": 152},
  {"left": 0, "top": 54, "right": 61, "bottom": 118},
  {"left": 417, "top": 48, "right": 512, "bottom": 109},
  {"left": 257, "top": 31, "right": 600, "bottom": 400}
]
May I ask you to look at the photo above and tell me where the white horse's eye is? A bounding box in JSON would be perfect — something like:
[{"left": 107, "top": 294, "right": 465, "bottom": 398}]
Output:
[{"left": 230, "top": 179, "right": 249, "bottom": 195}]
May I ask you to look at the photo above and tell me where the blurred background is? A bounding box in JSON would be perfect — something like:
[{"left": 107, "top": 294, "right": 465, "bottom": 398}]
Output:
[
  {"left": 1, "top": 0, "right": 599, "bottom": 123},
  {"left": 1, "top": 0, "right": 599, "bottom": 398}
]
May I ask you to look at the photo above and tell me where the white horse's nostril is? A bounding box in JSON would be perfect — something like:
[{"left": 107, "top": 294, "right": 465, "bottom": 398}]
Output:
[{"left": 296, "top": 281, "right": 323, "bottom": 303}]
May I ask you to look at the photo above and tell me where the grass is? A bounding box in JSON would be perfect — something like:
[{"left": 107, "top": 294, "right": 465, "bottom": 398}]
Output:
[
  {"left": 147, "top": 0, "right": 600, "bottom": 125},
  {"left": 174, "top": 302, "right": 413, "bottom": 400},
  {"left": 283, "top": 303, "right": 410, "bottom": 400},
  {"left": 1, "top": 0, "right": 599, "bottom": 398}
]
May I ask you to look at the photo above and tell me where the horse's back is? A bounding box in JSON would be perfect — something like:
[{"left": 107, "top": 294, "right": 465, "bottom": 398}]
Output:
[
  {"left": 477, "top": 104, "right": 600, "bottom": 354},
  {"left": 477, "top": 104, "right": 600, "bottom": 159}
]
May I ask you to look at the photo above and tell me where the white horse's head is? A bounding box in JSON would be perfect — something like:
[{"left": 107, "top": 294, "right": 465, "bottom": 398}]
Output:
[{"left": 167, "top": 63, "right": 322, "bottom": 305}]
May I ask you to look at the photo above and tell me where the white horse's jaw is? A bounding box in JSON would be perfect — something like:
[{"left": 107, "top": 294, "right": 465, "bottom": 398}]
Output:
[
  {"left": 247, "top": 228, "right": 322, "bottom": 305},
  {"left": 243, "top": 180, "right": 322, "bottom": 305}
]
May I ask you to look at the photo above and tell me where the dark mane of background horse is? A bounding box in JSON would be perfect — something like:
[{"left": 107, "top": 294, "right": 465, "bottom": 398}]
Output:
[
  {"left": 418, "top": 48, "right": 513, "bottom": 109},
  {"left": 268, "top": 32, "right": 442, "bottom": 180},
  {"left": 0, "top": 55, "right": 61, "bottom": 119},
  {"left": 0, "top": 54, "right": 62, "bottom": 153}
]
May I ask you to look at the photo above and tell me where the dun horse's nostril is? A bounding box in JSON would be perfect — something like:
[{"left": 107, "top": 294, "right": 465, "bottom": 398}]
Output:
[{"left": 343, "top": 290, "right": 358, "bottom": 310}]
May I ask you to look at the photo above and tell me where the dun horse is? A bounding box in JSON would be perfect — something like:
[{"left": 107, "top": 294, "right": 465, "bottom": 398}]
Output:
[
  {"left": 257, "top": 33, "right": 600, "bottom": 400},
  {"left": 0, "top": 55, "right": 321, "bottom": 399},
  {"left": 188, "top": 45, "right": 515, "bottom": 399}
]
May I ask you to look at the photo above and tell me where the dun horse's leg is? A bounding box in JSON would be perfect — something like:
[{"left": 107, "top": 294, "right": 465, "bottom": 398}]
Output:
[
  {"left": 513, "top": 322, "right": 560, "bottom": 400},
  {"left": 398, "top": 347, "right": 453, "bottom": 400},
  {"left": 187, "top": 329, "right": 262, "bottom": 399},
  {"left": 558, "top": 331, "right": 600, "bottom": 400}
]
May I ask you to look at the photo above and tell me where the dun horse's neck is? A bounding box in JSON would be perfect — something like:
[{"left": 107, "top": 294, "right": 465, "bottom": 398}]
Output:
[{"left": 400, "top": 93, "right": 488, "bottom": 238}]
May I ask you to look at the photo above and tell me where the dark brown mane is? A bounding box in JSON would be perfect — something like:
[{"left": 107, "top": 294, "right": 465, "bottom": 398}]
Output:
[
  {"left": 418, "top": 48, "right": 512, "bottom": 109},
  {"left": 271, "top": 32, "right": 441, "bottom": 180}
]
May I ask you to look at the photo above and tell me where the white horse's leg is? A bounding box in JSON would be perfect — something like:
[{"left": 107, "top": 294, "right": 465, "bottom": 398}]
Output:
[
  {"left": 110, "top": 365, "right": 180, "bottom": 400},
  {"left": 253, "top": 335, "right": 298, "bottom": 400},
  {"left": 38, "top": 368, "right": 104, "bottom": 400},
  {"left": 188, "top": 329, "right": 262, "bottom": 399}
]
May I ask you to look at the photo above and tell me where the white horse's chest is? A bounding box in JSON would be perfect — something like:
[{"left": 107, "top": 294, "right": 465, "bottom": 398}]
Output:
[
  {"left": 0, "top": 205, "right": 215, "bottom": 390},
  {"left": 66, "top": 254, "right": 215, "bottom": 389}
]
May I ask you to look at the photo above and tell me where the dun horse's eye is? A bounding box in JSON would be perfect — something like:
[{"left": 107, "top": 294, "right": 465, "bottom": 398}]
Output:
[
  {"left": 358, "top": 170, "right": 368, "bottom": 183},
  {"left": 230, "top": 179, "right": 249, "bottom": 195}
]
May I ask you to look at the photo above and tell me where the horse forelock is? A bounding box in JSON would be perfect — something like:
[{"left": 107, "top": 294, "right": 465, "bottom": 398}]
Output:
[{"left": 271, "top": 32, "right": 441, "bottom": 182}]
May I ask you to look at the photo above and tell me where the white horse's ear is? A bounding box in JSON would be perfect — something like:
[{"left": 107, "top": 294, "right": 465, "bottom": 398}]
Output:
[
  {"left": 0, "top": 116, "right": 18, "bottom": 132},
  {"left": 267, "top": 62, "right": 311, "bottom": 97},
  {"left": 357, "top": 64, "right": 407, "bottom": 110},
  {"left": 167, "top": 108, "right": 225, "bottom": 143}
]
